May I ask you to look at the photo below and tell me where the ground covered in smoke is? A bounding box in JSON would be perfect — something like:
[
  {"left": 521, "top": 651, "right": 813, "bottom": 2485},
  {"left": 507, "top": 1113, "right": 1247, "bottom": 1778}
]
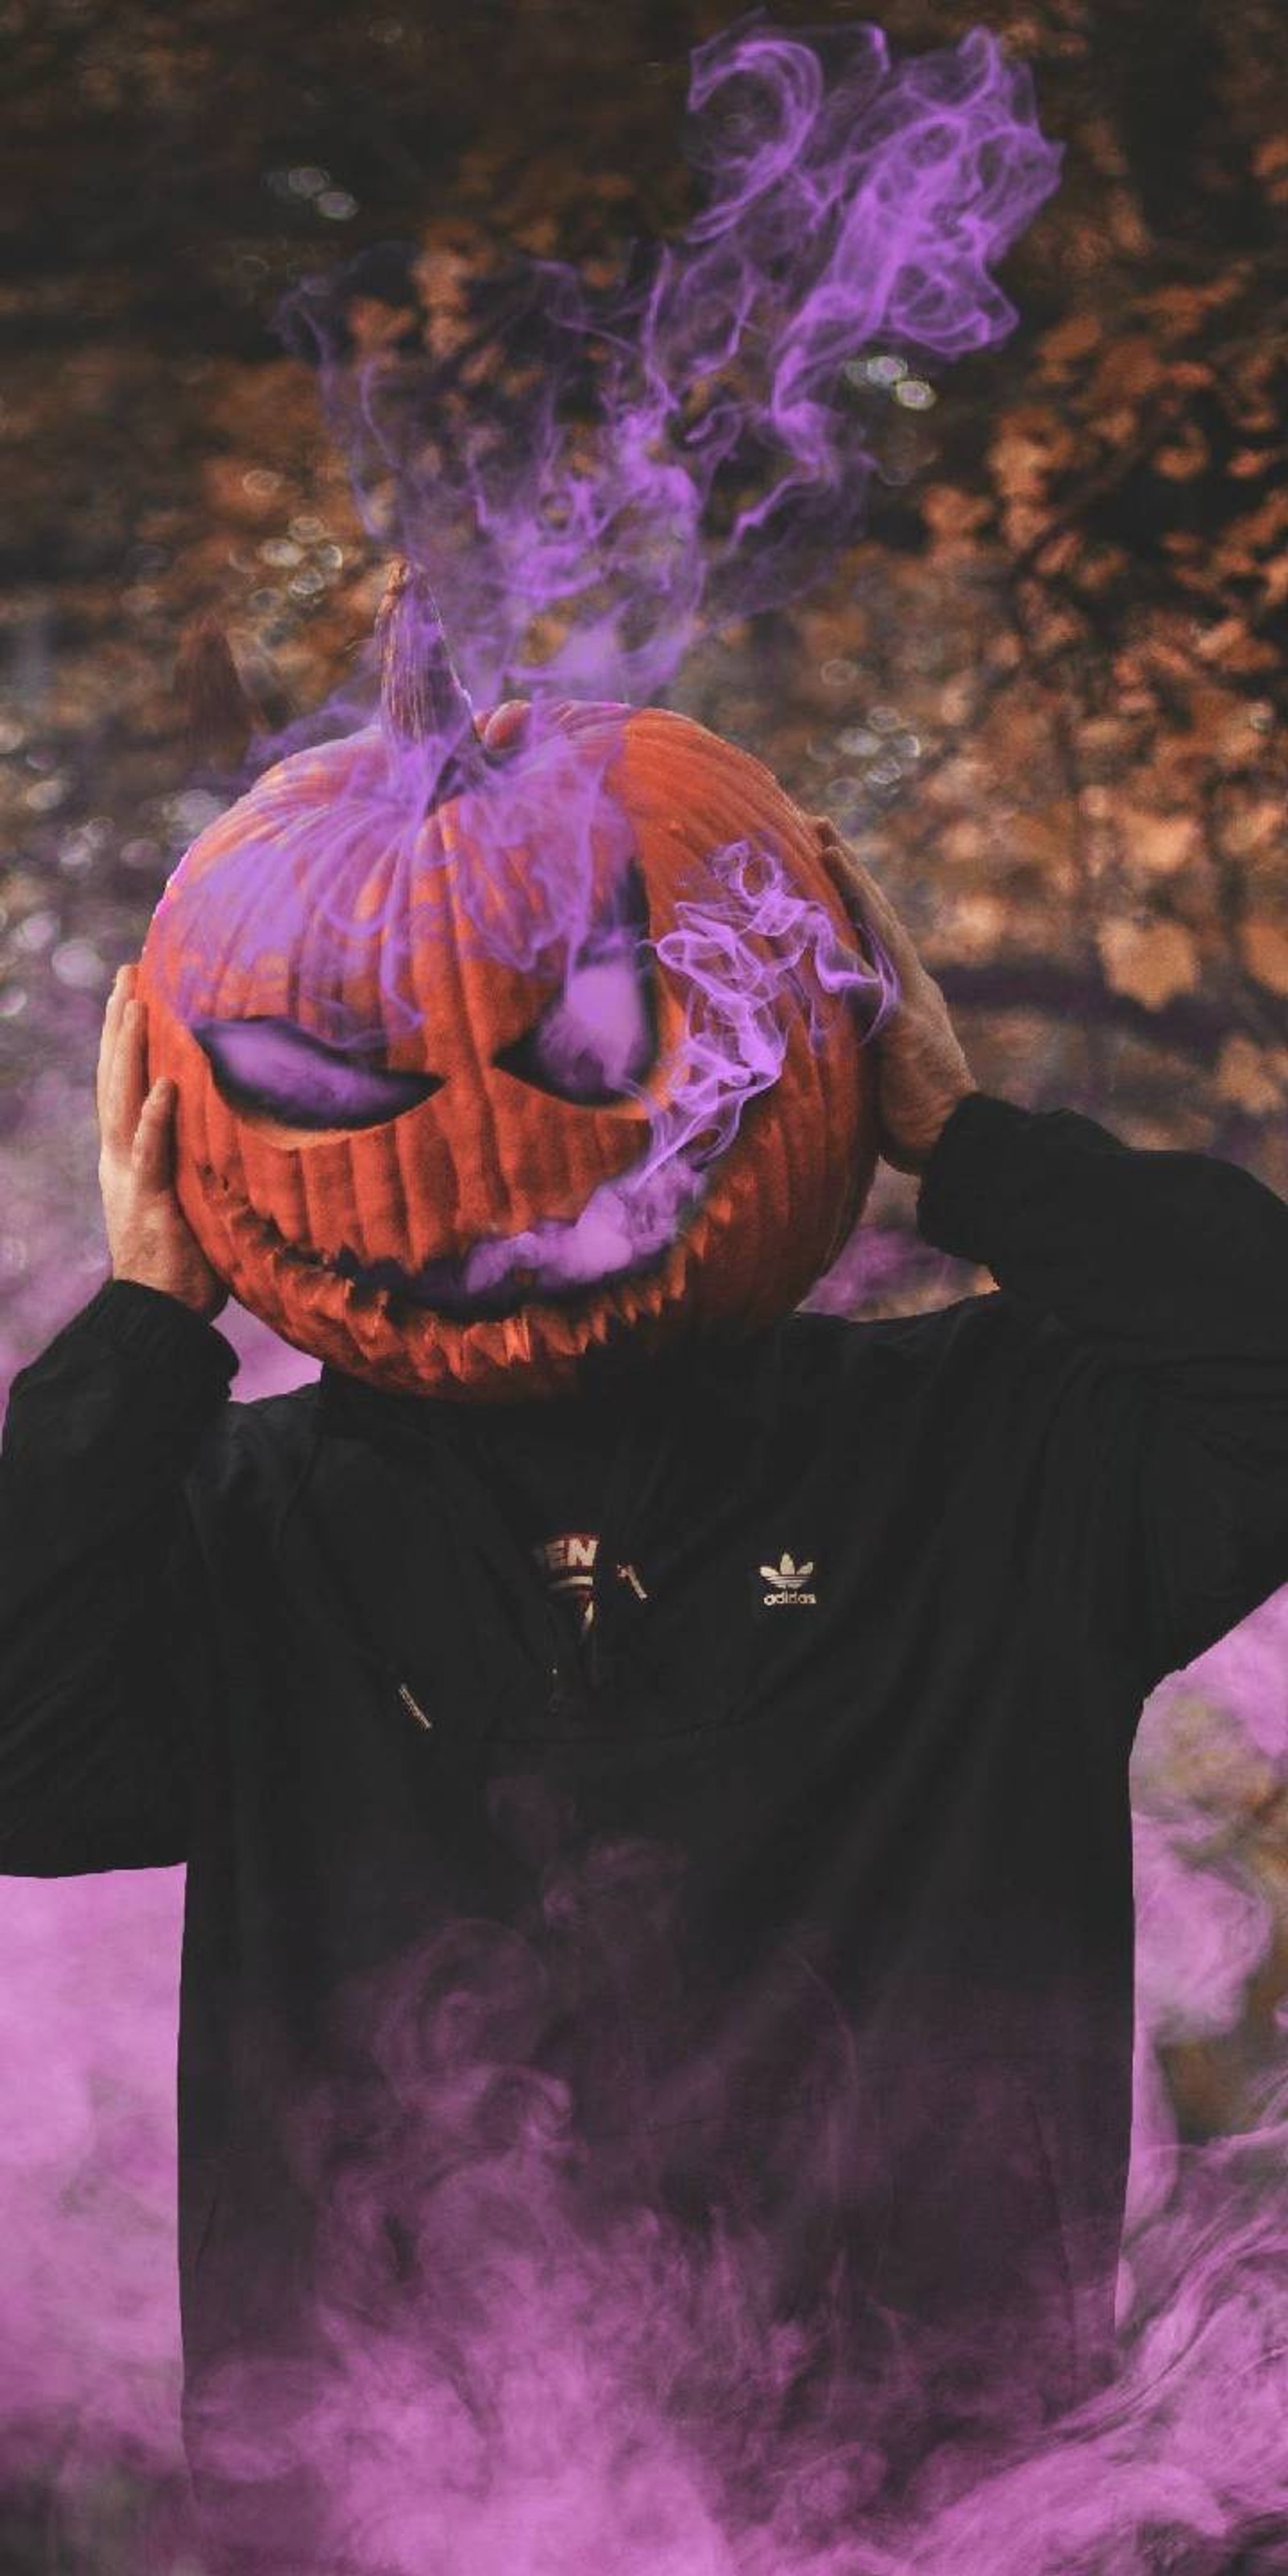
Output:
[{"left": 2, "top": 0, "right": 1287, "bottom": 2568}]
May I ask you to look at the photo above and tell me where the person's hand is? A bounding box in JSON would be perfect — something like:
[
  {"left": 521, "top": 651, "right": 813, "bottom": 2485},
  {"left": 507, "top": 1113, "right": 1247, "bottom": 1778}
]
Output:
[
  {"left": 812, "top": 815, "right": 980, "bottom": 1177},
  {"left": 97, "top": 962, "right": 229, "bottom": 1320}
]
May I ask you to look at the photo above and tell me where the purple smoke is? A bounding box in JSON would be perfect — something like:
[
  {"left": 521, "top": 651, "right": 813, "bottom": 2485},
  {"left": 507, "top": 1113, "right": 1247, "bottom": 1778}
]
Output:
[
  {"left": 445, "top": 833, "right": 899, "bottom": 1307},
  {"left": 276, "top": 15, "right": 1062, "bottom": 714},
  {"left": 6, "top": 1600, "right": 1288, "bottom": 2571}
]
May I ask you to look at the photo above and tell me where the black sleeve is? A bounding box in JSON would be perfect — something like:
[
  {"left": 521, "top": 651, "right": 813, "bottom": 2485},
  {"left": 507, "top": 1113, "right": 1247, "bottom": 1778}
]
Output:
[
  {"left": 915, "top": 1091, "right": 1288, "bottom": 1700},
  {"left": 0, "top": 1277, "right": 240, "bottom": 1875}
]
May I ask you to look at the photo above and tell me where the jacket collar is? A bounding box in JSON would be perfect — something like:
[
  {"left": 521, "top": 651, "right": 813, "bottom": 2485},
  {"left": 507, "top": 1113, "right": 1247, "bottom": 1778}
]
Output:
[{"left": 313, "top": 1318, "right": 782, "bottom": 1452}]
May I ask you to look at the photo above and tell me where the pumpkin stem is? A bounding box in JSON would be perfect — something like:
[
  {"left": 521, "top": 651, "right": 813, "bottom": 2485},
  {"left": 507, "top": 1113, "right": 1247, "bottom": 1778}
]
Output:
[{"left": 377, "top": 557, "right": 495, "bottom": 796}]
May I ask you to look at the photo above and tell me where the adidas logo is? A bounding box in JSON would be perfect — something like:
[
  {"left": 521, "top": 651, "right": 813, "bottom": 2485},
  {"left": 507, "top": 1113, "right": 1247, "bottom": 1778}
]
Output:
[{"left": 759, "top": 1551, "right": 818, "bottom": 1608}]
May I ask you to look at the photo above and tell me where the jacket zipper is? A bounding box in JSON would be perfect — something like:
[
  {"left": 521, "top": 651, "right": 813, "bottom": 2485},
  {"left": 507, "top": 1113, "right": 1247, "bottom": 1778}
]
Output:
[
  {"left": 394, "top": 1566, "right": 650, "bottom": 1734},
  {"left": 395, "top": 1679, "right": 433, "bottom": 1732}
]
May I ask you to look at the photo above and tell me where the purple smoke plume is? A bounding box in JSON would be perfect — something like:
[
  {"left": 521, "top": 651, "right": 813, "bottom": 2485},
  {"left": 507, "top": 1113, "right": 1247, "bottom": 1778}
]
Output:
[
  {"left": 6, "top": 1600, "right": 1288, "bottom": 2573},
  {"left": 275, "top": 14, "right": 1062, "bottom": 714}
]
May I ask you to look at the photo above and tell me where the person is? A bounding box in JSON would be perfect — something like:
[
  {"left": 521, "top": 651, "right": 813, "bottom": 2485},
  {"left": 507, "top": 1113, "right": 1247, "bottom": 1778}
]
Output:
[{"left": 3, "top": 831, "right": 1287, "bottom": 2570}]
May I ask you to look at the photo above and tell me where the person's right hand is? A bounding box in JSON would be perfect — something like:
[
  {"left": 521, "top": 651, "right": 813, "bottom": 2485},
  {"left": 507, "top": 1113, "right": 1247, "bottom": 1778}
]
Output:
[{"left": 97, "top": 962, "right": 229, "bottom": 1321}]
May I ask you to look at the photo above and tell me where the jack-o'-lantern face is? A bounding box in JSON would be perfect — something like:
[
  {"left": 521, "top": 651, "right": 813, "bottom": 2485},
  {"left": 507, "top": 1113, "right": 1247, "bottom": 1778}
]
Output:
[{"left": 137, "top": 582, "right": 883, "bottom": 1400}]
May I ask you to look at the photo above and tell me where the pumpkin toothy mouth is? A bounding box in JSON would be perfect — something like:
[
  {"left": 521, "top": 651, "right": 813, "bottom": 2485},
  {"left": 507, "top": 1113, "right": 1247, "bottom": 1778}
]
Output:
[
  {"left": 323, "top": 1237, "right": 652, "bottom": 1322},
  {"left": 203, "top": 1164, "right": 709, "bottom": 1323}
]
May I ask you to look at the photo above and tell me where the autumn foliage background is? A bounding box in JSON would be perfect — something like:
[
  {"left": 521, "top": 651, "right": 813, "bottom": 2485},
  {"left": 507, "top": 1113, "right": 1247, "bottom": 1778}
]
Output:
[{"left": 0, "top": 0, "right": 1286, "bottom": 2557}]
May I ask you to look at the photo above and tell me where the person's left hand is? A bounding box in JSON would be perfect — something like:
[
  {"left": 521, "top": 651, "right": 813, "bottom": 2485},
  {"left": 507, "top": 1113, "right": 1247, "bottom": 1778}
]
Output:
[{"left": 812, "top": 814, "right": 980, "bottom": 1177}]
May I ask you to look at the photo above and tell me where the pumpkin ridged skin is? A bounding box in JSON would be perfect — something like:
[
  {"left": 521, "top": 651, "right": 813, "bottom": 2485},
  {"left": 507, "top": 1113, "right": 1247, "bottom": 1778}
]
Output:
[{"left": 136, "top": 702, "right": 878, "bottom": 1401}]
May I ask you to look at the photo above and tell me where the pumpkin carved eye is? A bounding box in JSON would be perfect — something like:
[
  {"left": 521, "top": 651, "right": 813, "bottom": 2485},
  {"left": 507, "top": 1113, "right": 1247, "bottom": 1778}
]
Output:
[
  {"left": 192, "top": 1016, "right": 445, "bottom": 1131},
  {"left": 195, "top": 844, "right": 659, "bottom": 1128},
  {"left": 494, "top": 941, "right": 658, "bottom": 1108},
  {"left": 192, "top": 935, "right": 658, "bottom": 1129},
  {"left": 495, "top": 849, "right": 659, "bottom": 1109}
]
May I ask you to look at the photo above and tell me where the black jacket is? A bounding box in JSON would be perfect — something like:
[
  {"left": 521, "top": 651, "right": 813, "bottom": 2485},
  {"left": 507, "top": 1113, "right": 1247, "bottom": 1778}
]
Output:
[{"left": 4, "top": 1090, "right": 1287, "bottom": 2554}]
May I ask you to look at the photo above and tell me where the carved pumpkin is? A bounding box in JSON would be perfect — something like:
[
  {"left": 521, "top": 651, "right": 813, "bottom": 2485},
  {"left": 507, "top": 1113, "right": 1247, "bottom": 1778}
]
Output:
[{"left": 137, "top": 569, "right": 884, "bottom": 1401}]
